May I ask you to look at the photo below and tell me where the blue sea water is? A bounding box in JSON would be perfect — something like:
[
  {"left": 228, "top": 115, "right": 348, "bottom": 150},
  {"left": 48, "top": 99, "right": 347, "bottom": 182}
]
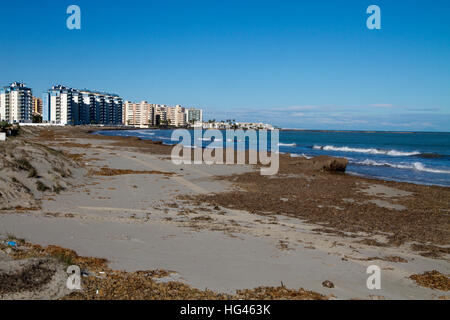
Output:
[{"left": 95, "top": 129, "right": 450, "bottom": 187}]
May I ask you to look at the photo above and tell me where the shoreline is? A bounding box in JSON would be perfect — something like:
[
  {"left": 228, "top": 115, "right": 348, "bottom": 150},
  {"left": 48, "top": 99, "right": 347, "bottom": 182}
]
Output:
[
  {"left": 0, "top": 125, "right": 449, "bottom": 299},
  {"left": 94, "top": 127, "right": 450, "bottom": 189},
  {"left": 279, "top": 129, "right": 450, "bottom": 134},
  {"left": 83, "top": 124, "right": 450, "bottom": 134}
]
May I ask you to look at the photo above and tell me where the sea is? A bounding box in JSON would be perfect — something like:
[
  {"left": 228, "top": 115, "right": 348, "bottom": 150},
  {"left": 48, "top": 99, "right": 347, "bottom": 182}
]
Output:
[{"left": 94, "top": 129, "right": 450, "bottom": 187}]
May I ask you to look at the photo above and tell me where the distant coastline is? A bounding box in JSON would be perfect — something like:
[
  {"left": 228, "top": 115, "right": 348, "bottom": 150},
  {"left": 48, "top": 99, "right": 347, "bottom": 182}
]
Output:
[
  {"left": 88, "top": 125, "right": 449, "bottom": 134},
  {"left": 279, "top": 128, "right": 450, "bottom": 134}
]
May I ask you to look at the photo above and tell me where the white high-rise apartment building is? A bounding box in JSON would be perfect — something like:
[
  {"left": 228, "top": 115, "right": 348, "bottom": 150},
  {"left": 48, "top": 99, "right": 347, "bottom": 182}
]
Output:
[
  {"left": 47, "top": 85, "right": 79, "bottom": 125},
  {"left": 124, "top": 101, "right": 140, "bottom": 126},
  {"left": 123, "top": 102, "right": 201, "bottom": 128},
  {"left": 153, "top": 104, "right": 167, "bottom": 126},
  {"left": 43, "top": 85, "right": 123, "bottom": 125},
  {"left": 186, "top": 108, "right": 203, "bottom": 124},
  {"left": 124, "top": 101, "right": 154, "bottom": 127},
  {"left": 0, "top": 82, "right": 33, "bottom": 123},
  {"left": 167, "top": 105, "right": 186, "bottom": 127}
]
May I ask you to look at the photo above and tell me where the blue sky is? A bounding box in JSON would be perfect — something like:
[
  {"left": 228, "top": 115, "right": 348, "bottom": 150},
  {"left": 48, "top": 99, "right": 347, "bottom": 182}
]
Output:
[{"left": 0, "top": 0, "right": 449, "bottom": 131}]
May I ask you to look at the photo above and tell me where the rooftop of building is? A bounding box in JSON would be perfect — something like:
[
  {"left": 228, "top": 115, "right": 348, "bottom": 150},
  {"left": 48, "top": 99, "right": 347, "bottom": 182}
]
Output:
[
  {"left": 1, "top": 82, "right": 32, "bottom": 91},
  {"left": 47, "top": 85, "right": 121, "bottom": 98}
]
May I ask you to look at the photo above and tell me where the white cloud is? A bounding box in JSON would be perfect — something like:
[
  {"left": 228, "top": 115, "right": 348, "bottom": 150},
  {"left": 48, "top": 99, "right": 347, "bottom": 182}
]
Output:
[
  {"left": 284, "top": 105, "right": 318, "bottom": 111},
  {"left": 380, "top": 121, "right": 435, "bottom": 128},
  {"left": 371, "top": 104, "right": 394, "bottom": 108}
]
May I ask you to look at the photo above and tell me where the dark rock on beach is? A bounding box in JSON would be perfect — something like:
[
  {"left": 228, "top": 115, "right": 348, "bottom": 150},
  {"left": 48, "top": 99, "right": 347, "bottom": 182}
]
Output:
[
  {"left": 322, "top": 280, "right": 335, "bottom": 289},
  {"left": 290, "top": 155, "right": 348, "bottom": 173}
]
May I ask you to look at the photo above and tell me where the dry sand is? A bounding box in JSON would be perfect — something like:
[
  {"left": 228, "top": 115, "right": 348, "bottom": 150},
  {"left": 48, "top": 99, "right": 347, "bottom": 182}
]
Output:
[{"left": 0, "top": 126, "right": 449, "bottom": 300}]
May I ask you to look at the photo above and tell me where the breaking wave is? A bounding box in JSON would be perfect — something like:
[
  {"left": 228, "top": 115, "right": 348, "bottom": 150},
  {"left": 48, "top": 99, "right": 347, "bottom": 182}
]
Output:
[
  {"left": 134, "top": 130, "right": 156, "bottom": 136},
  {"left": 290, "top": 153, "right": 313, "bottom": 159},
  {"left": 352, "top": 159, "right": 450, "bottom": 174},
  {"left": 313, "top": 145, "right": 421, "bottom": 157},
  {"left": 278, "top": 143, "right": 297, "bottom": 147}
]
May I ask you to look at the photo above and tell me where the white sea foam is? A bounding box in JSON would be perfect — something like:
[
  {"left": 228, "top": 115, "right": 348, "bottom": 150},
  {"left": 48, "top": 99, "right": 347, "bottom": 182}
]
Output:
[
  {"left": 278, "top": 143, "right": 297, "bottom": 147},
  {"left": 290, "top": 153, "right": 312, "bottom": 159},
  {"left": 135, "top": 130, "right": 156, "bottom": 135},
  {"left": 353, "top": 159, "right": 450, "bottom": 174},
  {"left": 313, "top": 145, "right": 420, "bottom": 157},
  {"left": 158, "top": 136, "right": 181, "bottom": 141}
]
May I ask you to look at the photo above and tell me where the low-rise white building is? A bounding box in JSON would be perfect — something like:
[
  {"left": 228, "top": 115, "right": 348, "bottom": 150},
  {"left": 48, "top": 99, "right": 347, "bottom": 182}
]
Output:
[{"left": 198, "top": 121, "right": 274, "bottom": 130}]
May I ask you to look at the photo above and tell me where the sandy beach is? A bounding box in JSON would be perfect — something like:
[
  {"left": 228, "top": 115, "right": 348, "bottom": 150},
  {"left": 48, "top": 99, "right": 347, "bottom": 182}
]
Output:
[{"left": 0, "top": 126, "right": 449, "bottom": 300}]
